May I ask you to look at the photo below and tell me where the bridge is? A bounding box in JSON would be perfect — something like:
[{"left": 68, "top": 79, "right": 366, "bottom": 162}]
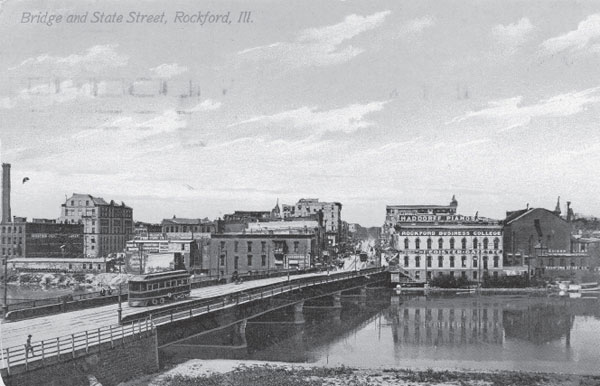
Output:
[{"left": 0, "top": 267, "right": 389, "bottom": 386}]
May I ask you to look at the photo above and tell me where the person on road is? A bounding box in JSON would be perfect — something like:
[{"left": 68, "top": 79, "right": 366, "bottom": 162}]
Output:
[{"left": 25, "top": 335, "right": 34, "bottom": 357}]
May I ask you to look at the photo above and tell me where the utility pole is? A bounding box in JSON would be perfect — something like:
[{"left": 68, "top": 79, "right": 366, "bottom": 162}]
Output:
[
  {"left": 2, "top": 255, "right": 7, "bottom": 318},
  {"left": 117, "top": 262, "right": 122, "bottom": 324}
]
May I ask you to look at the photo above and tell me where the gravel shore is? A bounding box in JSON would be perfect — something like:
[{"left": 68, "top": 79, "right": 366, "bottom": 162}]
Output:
[{"left": 118, "top": 360, "right": 600, "bottom": 386}]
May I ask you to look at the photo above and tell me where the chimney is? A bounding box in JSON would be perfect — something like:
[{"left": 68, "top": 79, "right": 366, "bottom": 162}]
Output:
[
  {"left": 566, "top": 201, "right": 573, "bottom": 222},
  {"left": 2, "top": 163, "right": 11, "bottom": 224}
]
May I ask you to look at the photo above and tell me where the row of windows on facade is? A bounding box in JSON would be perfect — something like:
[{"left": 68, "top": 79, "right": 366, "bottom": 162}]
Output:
[
  {"left": 1, "top": 236, "right": 22, "bottom": 245},
  {"left": 219, "top": 254, "right": 269, "bottom": 268},
  {"left": 543, "top": 257, "right": 588, "bottom": 267},
  {"left": 164, "top": 225, "right": 213, "bottom": 233},
  {"left": 219, "top": 241, "right": 305, "bottom": 253},
  {"left": 412, "top": 270, "right": 500, "bottom": 280},
  {"left": 404, "top": 237, "right": 500, "bottom": 250},
  {"left": 67, "top": 200, "right": 131, "bottom": 216},
  {"left": 403, "top": 255, "right": 500, "bottom": 268},
  {"left": 1, "top": 227, "right": 23, "bottom": 234}
]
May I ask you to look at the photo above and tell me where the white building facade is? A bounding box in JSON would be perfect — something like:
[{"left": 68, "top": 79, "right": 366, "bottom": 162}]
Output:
[{"left": 385, "top": 196, "right": 503, "bottom": 282}]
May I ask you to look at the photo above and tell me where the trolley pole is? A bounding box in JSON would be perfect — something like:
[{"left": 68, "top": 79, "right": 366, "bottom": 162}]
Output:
[{"left": 117, "top": 282, "right": 122, "bottom": 324}]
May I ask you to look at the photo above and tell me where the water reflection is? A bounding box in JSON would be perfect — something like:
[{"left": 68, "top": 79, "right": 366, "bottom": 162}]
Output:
[{"left": 163, "top": 291, "right": 600, "bottom": 374}]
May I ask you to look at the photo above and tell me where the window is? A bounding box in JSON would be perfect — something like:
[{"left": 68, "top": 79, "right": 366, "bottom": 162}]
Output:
[
  {"left": 438, "top": 256, "right": 443, "bottom": 268},
  {"left": 493, "top": 238, "right": 499, "bottom": 249},
  {"left": 404, "top": 255, "right": 409, "bottom": 267},
  {"left": 483, "top": 256, "right": 488, "bottom": 269},
  {"left": 404, "top": 238, "right": 409, "bottom": 249},
  {"left": 71, "top": 200, "right": 74, "bottom": 206},
  {"left": 427, "top": 238, "right": 432, "bottom": 249},
  {"left": 473, "top": 257, "right": 478, "bottom": 267},
  {"left": 86, "top": 200, "right": 89, "bottom": 206},
  {"left": 415, "top": 238, "right": 421, "bottom": 249},
  {"left": 98, "top": 264, "right": 101, "bottom": 270},
  {"left": 220, "top": 255, "right": 225, "bottom": 266},
  {"left": 427, "top": 256, "right": 432, "bottom": 267},
  {"left": 220, "top": 241, "right": 226, "bottom": 250},
  {"left": 438, "top": 238, "right": 443, "bottom": 249},
  {"left": 234, "top": 256, "right": 239, "bottom": 269},
  {"left": 483, "top": 238, "right": 489, "bottom": 249},
  {"left": 415, "top": 256, "right": 421, "bottom": 267},
  {"left": 261, "top": 255, "right": 266, "bottom": 266},
  {"left": 473, "top": 238, "right": 478, "bottom": 249},
  {"left": 461, "top": 271, "right": 467, "bottom": 278},
  {"left": 461, "top": 256, "right": 467, "bottom": 268},
  {"left": 234, "top": 241, "right": 239, "bottom": 252},
  {"left": 461, "top": 238, "right": 466, "bottom": 250},
  {"left": 427, "top": 271, "right": 432, "bottom": 280},
  {"left": 294, "top": 241, "right": 299, "bottom": 253},
  {"left": 247, "top": 255, "right": 252, "bottom": 266},
  {"left": 548, "top": 257, "right": 554, "bottom": 266},
  {"left": 450, "top": 256, "right": 455, "bottom": 268},
  {"left": 450, "top": 271, "right": 455, "bottom": 277},
  {"left": 493, "top": 256, "right": 499, "bottom": 268},
  {"left": 247, "top": 242, "right": 252, "bottom": 252},
  {"left": 261, "top": 242, "right": 266, "bottom": 253}
]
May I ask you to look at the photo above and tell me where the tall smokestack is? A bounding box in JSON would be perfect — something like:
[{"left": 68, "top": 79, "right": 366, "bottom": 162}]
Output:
[{"left": 2, "top": 163, "right": 11, "bottom": 224}]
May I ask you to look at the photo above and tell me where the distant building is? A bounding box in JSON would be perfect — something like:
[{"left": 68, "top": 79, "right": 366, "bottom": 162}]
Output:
[
  {"left": 0, "top": 217, "right": 84, "bottom": 258},
  {"left": 282, "top": 198, "right": 343, "bottom": 251},
  {"left": 134, "top": 222, "right": 163, "bottom": 239},
  {"left": 385, "top": 196, "right": 503, "bottom": 282},
  {"left": 161, "top": 216, "right": 217, "bottom": 239},
  {"left": 59, "top": 193, "right": 134, "bottom": 258},
  {"left": 502, "top": 199, "right": 593, "bottom": 277},
  {"left": 203, "top": 233, "right": 316, "bottom": 278},
  {"left": 9, "top": 257, "right": 107, "bottom": 273}
]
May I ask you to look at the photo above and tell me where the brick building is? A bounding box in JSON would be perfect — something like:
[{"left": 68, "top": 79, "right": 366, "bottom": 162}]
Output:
[
  {"left": 203, "top": 233, "right": 316, "bottom": 278},
  {"left": 59, "top": 193, "right": 133, "bottom": 258},
  {"left": 161, "top": 216, "right": 217, "bottom": 239},
  {"left": 0, "top": 217, "right": 83, "bottom": 258}
]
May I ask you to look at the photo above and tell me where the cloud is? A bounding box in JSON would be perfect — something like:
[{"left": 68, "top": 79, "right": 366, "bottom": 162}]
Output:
[
  {"left": 11, "top": 44, "right": 128, "bottom": 75},
  {"left": 398, "top": 16, "right": 436, "bottom": 36},
  {"left": 150, "top": 63, "right": 188, "bottom": 78},
  {"left": 1, "top": 80, "right": 96, "bottom": 108},
  {"left": 0, "top": 97, "right": 16, "bottom": 109},
  {"left": 229, "top": 100, "right": 388, "bottom": 135},
  {"left": 186, "top": 99, "right": 222, "bottom": 113},
  {"left": 541, "top": 14, "right": 600, "bottom": 55},
  {"left": 449, "top": 87, "right": 600, "bottom": 131},
  {"left": 100, "top": 109, "right": 187, "bottom": 136},
  {"left": 493, "top": 18, "right": 534, "bottom": 54},
  {"left": 238, "top": 11, "right": 391, "bottom": 68}
]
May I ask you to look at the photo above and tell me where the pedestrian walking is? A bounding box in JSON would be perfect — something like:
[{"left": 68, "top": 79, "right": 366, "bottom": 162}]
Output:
[{"left": 25, "top": 334, "right": 34, "bottom": 357}]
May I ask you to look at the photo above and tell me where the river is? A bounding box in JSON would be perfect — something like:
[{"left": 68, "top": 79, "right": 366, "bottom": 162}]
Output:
[{"left": 166, "top": 290, "right": 600, "bottom": 375}]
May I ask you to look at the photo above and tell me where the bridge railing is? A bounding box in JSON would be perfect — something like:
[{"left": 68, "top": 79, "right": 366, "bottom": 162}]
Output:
[
  {"left": 145, "top": 267, "right": 385, "bottom": 326},
  {"left": 1, "top": 318, "right": 153, "bottom": 375}
]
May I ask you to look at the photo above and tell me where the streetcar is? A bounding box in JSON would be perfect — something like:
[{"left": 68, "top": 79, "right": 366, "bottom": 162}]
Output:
[{"left": 128, "top": 270, "right": 191, "bottom": 307}]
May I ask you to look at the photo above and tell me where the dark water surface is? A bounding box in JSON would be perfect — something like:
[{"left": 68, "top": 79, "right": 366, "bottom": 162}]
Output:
[{"left": 170, "top": 291, "right": 600, "bottom": 375}]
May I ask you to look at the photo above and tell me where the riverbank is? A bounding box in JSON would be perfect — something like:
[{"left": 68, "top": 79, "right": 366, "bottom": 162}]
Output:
[{"left": 118, "top": 360, "right": 600, "bottom": 386}]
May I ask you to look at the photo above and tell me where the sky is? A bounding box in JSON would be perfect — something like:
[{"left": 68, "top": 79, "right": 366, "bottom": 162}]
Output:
[{"left": 1, "top": 0, "right": 600, "bottom": 226}]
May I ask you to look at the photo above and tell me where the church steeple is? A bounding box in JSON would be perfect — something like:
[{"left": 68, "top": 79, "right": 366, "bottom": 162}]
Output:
[{"left": 554, "top": 196, "right": 561, "bottom": 215}]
